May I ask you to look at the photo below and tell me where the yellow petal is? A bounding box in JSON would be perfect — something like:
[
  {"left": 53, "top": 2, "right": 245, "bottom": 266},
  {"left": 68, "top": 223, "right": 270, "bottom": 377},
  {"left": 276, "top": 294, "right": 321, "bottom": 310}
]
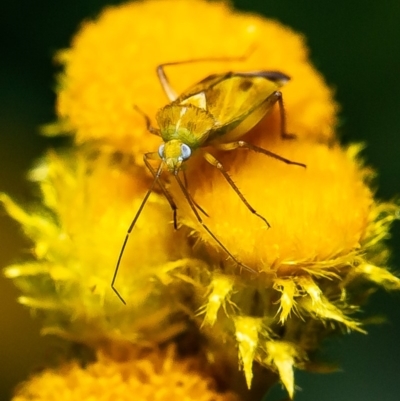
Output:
[{"left": 234, "top": 316, "right": 262, "bottom": 388}]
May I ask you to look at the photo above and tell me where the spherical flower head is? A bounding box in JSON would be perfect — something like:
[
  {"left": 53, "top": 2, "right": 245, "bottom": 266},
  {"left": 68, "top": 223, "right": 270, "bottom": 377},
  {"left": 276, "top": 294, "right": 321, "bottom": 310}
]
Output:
[
  {"left": 12, "top": 345, "right": 240, "bottom": 401},
  {"left": 181, "top": 141, "right": 373, "bottom": 269},
  {"left": 178, "top": 139, "right": 400, "bottom": 394}
]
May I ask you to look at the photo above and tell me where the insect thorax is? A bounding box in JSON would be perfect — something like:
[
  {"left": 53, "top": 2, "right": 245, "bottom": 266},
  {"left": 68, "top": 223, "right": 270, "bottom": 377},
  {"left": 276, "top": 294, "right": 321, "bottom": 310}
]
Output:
[{"left": 156, "top": 103, "right": 215, "bottom": 149}]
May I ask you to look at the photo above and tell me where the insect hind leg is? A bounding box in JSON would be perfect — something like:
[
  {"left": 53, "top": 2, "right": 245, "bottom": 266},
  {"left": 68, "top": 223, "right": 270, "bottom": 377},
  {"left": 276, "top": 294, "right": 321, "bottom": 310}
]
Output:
[
  {"left": 233, "top": 71, "right": 295, "bottom": 140},
  {"left": 274, "top": 91, "right": 296, "bottom": 140},
  {"left": 157, "top": 47, "right": 255, "bottom": 102}
]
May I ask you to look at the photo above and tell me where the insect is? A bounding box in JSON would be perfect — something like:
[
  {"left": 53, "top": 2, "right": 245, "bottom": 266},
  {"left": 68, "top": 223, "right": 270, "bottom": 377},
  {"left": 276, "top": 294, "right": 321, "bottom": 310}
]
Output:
[{"left": 112, "top": 55, "right": 306, "bottom": 304}]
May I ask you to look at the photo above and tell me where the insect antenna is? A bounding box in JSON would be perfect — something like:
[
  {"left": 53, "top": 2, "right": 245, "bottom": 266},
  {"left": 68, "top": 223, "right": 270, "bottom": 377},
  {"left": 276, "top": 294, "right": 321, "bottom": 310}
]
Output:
[
  {"left": 133, "top": 105, "right": 161, "bottom": 136},
  {"left": 174, "top": 173, "right": 256, "bottom": 274},
  {"left": 112, "top": 163, "right": 164, "bottom": 304}
]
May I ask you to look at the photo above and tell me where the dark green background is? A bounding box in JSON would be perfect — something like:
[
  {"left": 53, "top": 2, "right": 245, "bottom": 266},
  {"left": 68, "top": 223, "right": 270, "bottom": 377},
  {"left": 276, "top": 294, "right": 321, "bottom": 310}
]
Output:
[{"left": 0, "top": 1, "right": 399, "bottom": 400}]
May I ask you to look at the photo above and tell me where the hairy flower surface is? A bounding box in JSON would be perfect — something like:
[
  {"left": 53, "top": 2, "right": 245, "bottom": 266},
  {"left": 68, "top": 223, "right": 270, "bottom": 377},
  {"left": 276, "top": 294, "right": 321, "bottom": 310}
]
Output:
[
  {"left": 12, "top": 345, "right": 239, "bottom": 401},
  {"left": 179, "top": 140, "right": 399, "bottom": 392},
  {"left": 2, "top": 150, "right": 202, "bottom": 345},
  {"left": 179, "top": 142, "right": 373, "bottom": 268},
  {"left": 3, "top": 0, "right": 399, "bottom": 399}
]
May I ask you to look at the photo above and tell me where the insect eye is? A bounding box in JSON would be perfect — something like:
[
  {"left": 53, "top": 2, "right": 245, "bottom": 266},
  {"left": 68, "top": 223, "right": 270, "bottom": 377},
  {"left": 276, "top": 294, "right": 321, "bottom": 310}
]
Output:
[
  {"left": 158, "top": 144, "right": 165, "bottom": 159},
  {"left": 180, "top": 144, "right": 192, "bottom": 161}
]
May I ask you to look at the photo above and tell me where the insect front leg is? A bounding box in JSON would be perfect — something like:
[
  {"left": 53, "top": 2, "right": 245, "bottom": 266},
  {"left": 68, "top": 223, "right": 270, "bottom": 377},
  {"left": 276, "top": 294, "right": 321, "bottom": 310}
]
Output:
[
  {"left": 174, "top": 173, "right": 256, "bottom": 274},
  {"left": 202, "top": 151, "right": 271, "bottom": 228},
  {"left": 182, "top": 170, "right": 209, "bottom": 218},
  {"left": 112, "top": 161, "right": 164, "bottom": 304},
  {"left": 144, "top": 152, "right": 178, "bottom": 229},
  {"left": 216, "top": 142, "right": 306, "bottom": 168}
]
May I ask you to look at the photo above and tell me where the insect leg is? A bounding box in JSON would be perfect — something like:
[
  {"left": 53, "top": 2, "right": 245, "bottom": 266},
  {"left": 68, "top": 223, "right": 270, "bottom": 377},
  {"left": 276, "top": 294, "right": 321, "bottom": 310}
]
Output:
[
  {"left": 133, "top": 105, "right": 161, "bottom": 136},
  {"left": 231, "top": 71, "right": 294, "bottom": 140},
  {"left": 111, "top": 163, "right": 164, "bottom": 304},
  {"left": 174, "top": 174, "right": 256, "bottom": 274},
  {"left": 217, "top": 141, "right": 306, "bottom": 168},
  {"left": 157, "top": 48, "right": 255, "bottom": 102},
  {"left": 144, "top": 152, "right": 178, "bottom": 229},
  {"left": 183, "top": 170, "right": 209, "bottom": 218},
  {"left": 203, "top": 151, "right": 270, "bottom": 228},
  {"left": 273, "top": 91, "right": 296, "bottom": 140},
  {"left": 156, "top": 64, "right": 179, "bottom": 102}
]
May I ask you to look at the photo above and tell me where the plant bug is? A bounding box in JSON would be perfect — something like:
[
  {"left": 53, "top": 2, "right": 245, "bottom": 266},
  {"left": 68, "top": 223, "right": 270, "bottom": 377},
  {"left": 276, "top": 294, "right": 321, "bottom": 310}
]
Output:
[{"left": 112, "top": 55, "right": 306, "bottom": 304}]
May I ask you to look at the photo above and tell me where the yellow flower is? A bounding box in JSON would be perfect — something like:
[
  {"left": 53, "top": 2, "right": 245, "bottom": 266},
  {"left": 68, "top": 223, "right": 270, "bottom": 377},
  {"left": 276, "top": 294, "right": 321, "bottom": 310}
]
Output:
[
  {"left": 51, "top": 0, "right": 337, "bottom": 164},
  {"left": 2, "top": 150, "right": 200, "bottom": 345},
  {"left": 12, "top": 345, "right": 240, "bottom": 401},
  {"left": 3, "top": 0, "right": 399, "bottom": 399},
  {"left": 179, "top": 142, "right": 373, "bottom": 268},
  {"left": 181, "top": 140, "right": 399, "bottom": 393}
]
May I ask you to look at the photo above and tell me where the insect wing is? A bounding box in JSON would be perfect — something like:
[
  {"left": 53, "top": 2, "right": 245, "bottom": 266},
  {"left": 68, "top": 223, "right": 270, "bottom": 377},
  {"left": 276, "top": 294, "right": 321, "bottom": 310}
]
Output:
[
  {"left": 206, "top": 73, "right": 286, "bottom": 143},
  {"left": 176, "top": 72, "right": 288, "bottom": 144},
  {"left": 176, "top": 73, "right": 231, "bottom": 104}
]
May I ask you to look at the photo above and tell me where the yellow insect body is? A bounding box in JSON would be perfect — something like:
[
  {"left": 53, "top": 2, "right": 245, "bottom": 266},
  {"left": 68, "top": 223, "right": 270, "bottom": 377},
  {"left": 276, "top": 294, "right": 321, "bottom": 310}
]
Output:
[
  {"left": 112, "top": 61, "right": 305, "bottom": 304},
  {"left": 156, "top": 71, "right": 291, "bottom": 173}
]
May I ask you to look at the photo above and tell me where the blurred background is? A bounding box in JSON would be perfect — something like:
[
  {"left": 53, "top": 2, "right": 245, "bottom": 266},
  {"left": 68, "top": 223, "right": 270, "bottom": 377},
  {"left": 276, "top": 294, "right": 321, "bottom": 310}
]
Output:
[{"left": 0, "top": 1, "right": 399, "bottom": 400}]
